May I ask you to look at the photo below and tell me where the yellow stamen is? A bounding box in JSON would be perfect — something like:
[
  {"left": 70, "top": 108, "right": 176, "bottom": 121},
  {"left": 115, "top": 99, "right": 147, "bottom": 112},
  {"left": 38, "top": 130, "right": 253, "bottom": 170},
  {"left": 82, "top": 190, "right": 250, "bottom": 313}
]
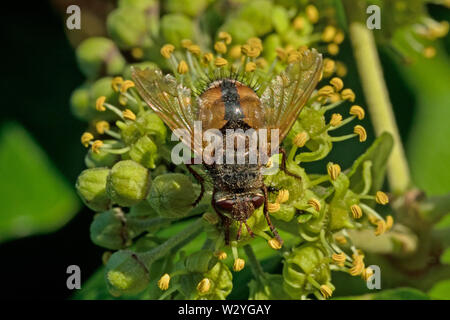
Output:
[
  {"left": 233, "top": 258, "right": 245, "bottom": 272},
  {"left": 218, "top": 31, "right": 232, "bottom": 45},
  {"left": 350, "top": 204, "right": 363, "bottom": 219},
  {"left": 375, "top": 219, "right": 386, "bottom": 236},
  {"left": 375, "top": 191, "right": 389, "bottom": 205},
  {"left": 350, "top": 254, "right": 365, "bottom": 276},
  {"left": 214, "top": 57, "right": 228, "bottom": 67},
  {"left": 255, "top": 58, "right": 267, "bottom": 68},
  {"left": 341, "top": 88, "right": 356, "bottom": 102},
  {"left": 241, "top": 45, "right": 260, "bottom": 58},
  {"left": 293, "top": 131, "right": 309, "bottom": 147},
  {"left": 332, "top": 252, "right": 346, "bottom": 266},
  {"left": 118, "top": 95, "right": 128, "bottom": 106},
  {"left": 276, "top": 189, "right": 289, "bottom": 204},
  {"left": 214, "top": 251, "right": 227, "bottom": 260},
  {"left": 330, "top": 113, "right": 343, "bottom": 127},
  {"left": 361, "top": 267, "right": 374, "bottom": 281},
  {"left": 336, "top": 61, "right": 347, "bottom": 77},
  {"left": 327, "top": 163, "right": 341, "bottom": 181},
  {"left": 95, "top": 121, "right": 110, "bottom": 135},
  {"left": 287, "top": 51, "right": 301, "bottom": 63},
  {"left": 305, "top": 5, "right": 319, "bottom": 24},
  {"left": 330, "top": 77, "right": 344, "bottom": 91},
  {"left": 187, "top": 44, "right": 201, "bottom": 56},
  {"left": 317, "top": 85, "right": 335, "bottom": 97},
  {"left": 245, "top": 62, "right": 257, "bottom": 72},
  {"left": 91, "top": 140, "right": 103, "bottom": 154},
  {"left": 214, "top": 41, "right": 227, "bottom": 54},
  {"left": 120, "top": 80, "right": 135, "bottom": 93},
  {"left": 95, "top": 96, "right": 106, "bottom": 111},
  {"left": 354, "top": 125, "right": 367, "bottom": 142},
  {"left": 196, "top": 278, "right": 211, "bottom": 293},
  {"left": 181, "top": 39, "right": 192, "bottom": 49},
  {"left": 158, "top": 273, "right": 170, "bottom": 291},
  {"left": 131, "top": 47, "right": 144, "bottom": 59},
  {"left": 268, "top": 238, "right": 282, "bottom": 250},
  {"left": 160, "top": 44, "right": 175, "bottom": 59},
  {"left": 276, "top": 48, "right": 287, "bottom": 61},
  {"left": 335, "top": 235, "right": 347, "bottom": 244},
  {"left": 201, "top": 52, "right": 213, "bottom": 64},
  {"left": 320, "top": 284, "right": 333, "bottom": 299},
  {"left": 81, "top": 132, "right": 94, "bottom": 147},
  {"left": 293, "top": 16, "right": 305, "bottom": 30},
  {"left": 423, "top": 46, "right": 436, "bottom": 58},
  {"left": 229, "top": 45, "right": 242, "bottom": 59},
  {"left": 268, "top": 202, "right": 280, "bottom": 213},
  {"left": 386, "top": 215, "right": 394, "bottom": 231},
  {"left": 308, "top": 198, "right": 321, "bottom": 212},
  {"left": 327, "top": 43, "right": 339, "bottom": 56},
  {"left": 177, "top": 60, "right": 189, "bottom": 74},
  {"left": 349, "top": 105, "right": 365, "bottom": 120},
  {"left": 333, "top": 30, "right": 345, "bottom": 44},
  {"left": 322, "top": 25, "right": 337, "bottom": 42},
  {"left": 323, "top": 58, "right": 336, "bottom": 76},
  {"left": 123, "top": 109, "right": 136, "bottom": 121},
  {"left": 247, "top": 37, "right": 263, "bottom": 51},
  {"left": 111, "top": 77, "right": 124, "bottom": 92}
]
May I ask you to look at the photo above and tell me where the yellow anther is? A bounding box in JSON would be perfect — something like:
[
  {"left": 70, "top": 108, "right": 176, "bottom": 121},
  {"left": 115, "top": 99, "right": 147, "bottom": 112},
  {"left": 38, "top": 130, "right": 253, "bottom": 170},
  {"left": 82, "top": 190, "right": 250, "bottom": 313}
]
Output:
[
  {"left": 229, "top": 45, "right": 242, "bottom": 59},
  {"left": 327, "top": 43, "right": 339, "bottom": 56},
  {"left": 336, "top": 61, "right": 347, "bottom": 77},
  {"left": 95, "top": 96, "right": 107, "bottom": 111},
  {"left": 123, "top": 109, "right": 136, "bottom": 121},
  {"left": 268, "top": 202, "right": 280, "bottom": 213},
  {"left": 361, "top": 267, "right": 374, "bottom": 281},
  {"left": 333, "top": 30, "right": 345, "bottom": 44},
  {"left": 187, "top": 44, "right": 201, "bottom": 55},
  {"left": 350, "top": 254, "right": 365, "bottom": 276},
  {"left": 111, "top": 77, "right": 124, "bottom": 92},
  {"left": 350, "top": 204, "right": 363, "bottom": 219},
  {"left": 181, "top": 39, "right": 192, "bottom": 49},
  {"left": 247, "top": 37, "right": 263, "bottom": 51},
  {"left": 330, "top": 77, "right": 344, "bottom": 91},
  {"left": 330, "top": 113, "right": 343, "bottom": 127},
  {"left": 305, "top": 5, "right": 319, "bottom": 24},
  {"left": 215, "top": 57, "right": 228, "bottom": 67},
  {"left": 218, "top": 31, "right": 232, "bottom": 45},
  {"left": 322, "top": 25, "right": 337, "bottom": 42},
  {"left": 202, "top": 212, "right": 219, "bottom": 225},
  {"left": 201, "top": 52, "right": 213, "bottom": 64},
  {"left": 242, "top": 45, "right": 260, "bottom": 58},
  {"left": 81, "top": 132, "right": 94, "bottom": 147},
  {"left": 293, "top": 16, "right": 306, "bottom": 30},
  {"left": 196, "top": 278, "right": 211, "bottom": 294},
  {"left": 327, "top": 163, "right": 341, "bottom": 181},
  {"left": 323, "top": 58, "right": 336, "bottom": 76},
  {"left": 423, "top": 46, "right": 436, "bottom": 58},
  {"left": 120, "top": 80, "right": 135, "bottom": 93},
  {"left": 118, "top": 95, "right": 128, "bottom": 106},
  {"left": 276, "top": 189, "right": 289, "bottom": 204},
  {"left": 386, "top": 215, "right": 394, "bottom": 231},
  {"left": 308, "top": 198, "right": 321, "bottom": 212},
  {"left": 245, "top": 62, "right": 257, "bottom": 72},
  {"left": 317, "top": 85, "right": 335, "bottom": 97},
  {"left": 287, "top": 51, "right": 301, "bottom": 63},
  {"left": 268, "top": 238, "right": 282, "bottom": 250},
  {"left": 95, "top": 121, "right": 110, "bottom": 135},
  {"left": 158, "top": 273, "right": 170, "bottom": 291},
  {"left": 276, "top": 48, "right": 287, "bottom": 61},
  {"left": 335, "top": 235, "right": 347, "bottom": 244},
  {"left": 160, "top": 44, "right": 175, "bottom": 58},
  {"left": 341, "top": 88, "right": 356, "bottom": 102},
  {"left": 177, "top": 60, "right": 189, "bottom": 74},
  {"left": 214, "top": 251, "right": 227, "bottom": 260},
  {"left": 349, "top": 105, "right": 365, "bottom": 120},
  {"left": 354, "top": 125, "right": 367, "bottom": 142},
  {"left": 91, "top": 140, "right": 103, "bottom": 154},
  {"left": 332, "top": 252, "right": 346, "bottom": 266},
  {"left": 375, "top": 191, "right": 389, "bottom": 205},
  {"left": 214, "top": 41, "right": 227, "bottom": 54},
  {"left": 131, "top": 47, "right": 144, "bottom": 59},
  {"left": 375, "top": 219, "right": 387, "bottom": 236},
  {"left": 319, "top": 284, "right": 333, "bottom": 299},
  {"left": 255, "top": 58, "right": 268, "bottom": 68},
  {"left": 233, "top": 258, "right": 245, "bottom": 272}
]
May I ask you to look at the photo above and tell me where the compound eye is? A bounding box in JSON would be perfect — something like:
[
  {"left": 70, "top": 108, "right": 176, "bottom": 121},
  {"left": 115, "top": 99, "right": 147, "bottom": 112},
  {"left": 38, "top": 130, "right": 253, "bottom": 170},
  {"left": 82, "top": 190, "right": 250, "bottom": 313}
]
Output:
[
  {"left": 251, "top": 195, "right": 264, "bottom": 209},
  {"left": 215, "top": 199, "right": 235, "bottom": 212}
]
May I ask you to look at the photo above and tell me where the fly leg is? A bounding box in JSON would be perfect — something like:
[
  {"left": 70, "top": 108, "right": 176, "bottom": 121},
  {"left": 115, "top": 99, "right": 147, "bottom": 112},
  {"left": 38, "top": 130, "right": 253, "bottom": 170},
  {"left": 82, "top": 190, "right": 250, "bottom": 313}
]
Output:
[
  {"left": 186, "top": 163, "right": 205, "bottom": 206},
  {"left": 280, "top": 147, "right": 302, "bottom": 181},
  {"left": 262, "top": 184, "right": 284, "bottom": 245}
]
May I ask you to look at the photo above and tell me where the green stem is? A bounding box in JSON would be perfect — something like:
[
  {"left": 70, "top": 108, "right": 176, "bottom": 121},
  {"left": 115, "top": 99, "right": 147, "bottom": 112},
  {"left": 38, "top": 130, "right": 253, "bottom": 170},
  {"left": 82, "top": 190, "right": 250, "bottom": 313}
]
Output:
[
  {"left": 243, "top": 244, "right": 265, "bottom": 279},
  {"left": 343, "top": 0, "right": 411, "bottom": 195}
]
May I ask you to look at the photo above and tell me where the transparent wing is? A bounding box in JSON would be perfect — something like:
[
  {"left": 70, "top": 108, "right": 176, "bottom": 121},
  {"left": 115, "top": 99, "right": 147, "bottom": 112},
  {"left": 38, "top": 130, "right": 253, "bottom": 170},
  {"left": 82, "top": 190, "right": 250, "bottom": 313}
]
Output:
[
  {"left": 131, "top": 67, "right": 203, "bottom": 157},
  {"left": 260, "top": 49, "right": 323, "bottom": 144}
]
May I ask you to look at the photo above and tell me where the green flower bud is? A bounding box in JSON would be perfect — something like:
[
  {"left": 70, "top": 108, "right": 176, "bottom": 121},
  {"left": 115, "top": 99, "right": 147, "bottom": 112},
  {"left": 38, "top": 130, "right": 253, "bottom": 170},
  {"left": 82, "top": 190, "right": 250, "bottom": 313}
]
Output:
[
  {"left": 136, "top": 110, "right": 167, "bottom": 145},
  {"left": 70, "top": 84, "right": 91, "bottom": 121},
  {"left": 76, "top": 37, "right": 126, "bottom": 79},
  {"left": 76, "top": 167, "right": 111, "bottom": 211},
  {"left": 90, "top": 208, "right": 131, "bottom": 250},
  {"left": 237, "top": 0, "right": 273, "bottom": 36},
  {"left": 107, "top": 7, "right": 151, "bottom": 49},
  {"left": 147, "top": 173, "right": 196, "bottom": 218},
  {"left": 185, "top": 250, "right": 218, "bottom": 273},
  {"left": 107, "top": 160, "right": 151, "bottom": 207},
  {"left": 272, "top": 5, "right": 289, "bottom": 35},
  {"left": 91, "top": 77, "right": 119, "bottom": 106},
  {"left": 166, "top": 0, "right": 209, "bottom": 17},
  {"left": 263, "top": 33, "right": 282, "bottom": 62},
  {"left": 160, "top": 14, "right": 195, "bottom": 47},
  {"left": 220, "top": 18, "right": 255, "bottom": 44},
  {"left": 105, "top": 249, "right": 150, "bottom": 296},
  {"left": 129, "top": 135, "right": 158, "bottom": 169},
  {"left": 85, "top": 139, "right": 122, "bottom": 169},
  {"left": 283, "top": 244, "right": 331, "bottom": 299}
]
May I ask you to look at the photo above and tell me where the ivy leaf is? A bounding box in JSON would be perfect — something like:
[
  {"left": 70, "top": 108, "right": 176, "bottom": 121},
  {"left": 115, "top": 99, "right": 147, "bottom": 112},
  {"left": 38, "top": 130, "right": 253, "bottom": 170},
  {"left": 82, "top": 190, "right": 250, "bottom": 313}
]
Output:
[{"left": 347, "top": 132, "right": 393, "bottom": 194}]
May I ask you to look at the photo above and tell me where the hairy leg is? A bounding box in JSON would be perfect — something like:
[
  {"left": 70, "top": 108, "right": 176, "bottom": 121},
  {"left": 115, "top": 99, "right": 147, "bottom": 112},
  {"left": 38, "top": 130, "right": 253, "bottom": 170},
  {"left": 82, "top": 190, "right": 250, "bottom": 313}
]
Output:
[
  {"left": 262, "top": 184, "right": 284, "bottom": 245},
  {"left": 186, "top": 164, "right": 205, "bottom": 206}
]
